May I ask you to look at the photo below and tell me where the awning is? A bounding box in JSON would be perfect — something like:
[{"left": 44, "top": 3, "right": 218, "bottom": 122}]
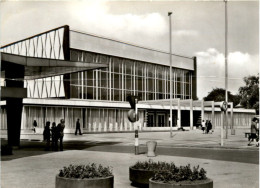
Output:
[{"left": 1, "top": 52, "right": 108, "bottom": 80}]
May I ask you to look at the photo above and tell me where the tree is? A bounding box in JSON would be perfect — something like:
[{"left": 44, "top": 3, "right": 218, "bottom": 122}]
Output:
[
  {"left": 238, "top": 74, "right": 259, "bottom": 114},
  {"left": 203, "top": 88, "right": 240, "bottom": 107}
]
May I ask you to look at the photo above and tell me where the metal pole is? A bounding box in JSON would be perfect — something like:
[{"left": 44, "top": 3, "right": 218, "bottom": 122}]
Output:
[
  {"left": 221, "top": 111, "right": 224, "bottom": 146},
  {"left": 134, "top": 98, "right": 139, "bottom": 154},
  {"left": 224, "top": 0, "right": 228, "bottom": 139},
  {"left": 168, "top": 12, "right": 173, "bottom": 137}
]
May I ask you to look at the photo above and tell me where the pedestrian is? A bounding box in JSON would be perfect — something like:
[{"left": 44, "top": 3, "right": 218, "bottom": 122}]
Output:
[
  {"left": 57, "top": 119, "right": 65, "bottom": 151},
  {"left": 75, "top": 118, "right": 82, "bottom": 135},
  {"left": 33, "top": 120, "right": 37, "bottom": 133},
  {"left": 256, "top": 119, "right": 259, "bottom": 147},
  {"left": 207, "top": 120, "right": 213, "bottom": 134},
  {"left": 205, "top": 120, "right": 209, "bottom": 134},
  {"left": 43, "top": 121, "right": 51, "bottom": 151},
  {"left": 248, "top": 117, "right": 259, "bottom": 146},
  {"left": 201, "top": 120, "right": 206, "bottom": 134},
  {"left": 51, "top": 122, "right": 58, "bottom": 151}
]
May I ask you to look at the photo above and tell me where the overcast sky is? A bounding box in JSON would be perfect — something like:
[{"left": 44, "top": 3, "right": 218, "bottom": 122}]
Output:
[{"left": 0, "top": 0, "right": 259, "bottom": 99}]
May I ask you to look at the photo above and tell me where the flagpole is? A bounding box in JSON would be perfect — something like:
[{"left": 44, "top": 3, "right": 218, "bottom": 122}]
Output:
[
  {"left": 168, "top": 12, "right": 173, "bottom": 137},
  {"left": 224, "top": 0, "right": 228, "bottom": 139}
]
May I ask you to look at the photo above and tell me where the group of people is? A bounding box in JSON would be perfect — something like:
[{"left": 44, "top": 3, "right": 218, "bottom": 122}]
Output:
[
  {"left": 42, "top": 119, "right": 65, "bottom": 151},
  {"left": 248, "top": 117, "right": 259, "bottom": 147},
  {"left": 201, "top": 120, "right": 213, "bottom": 134}
]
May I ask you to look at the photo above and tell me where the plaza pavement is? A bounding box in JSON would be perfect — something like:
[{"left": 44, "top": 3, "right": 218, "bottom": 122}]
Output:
[{"left": 1, "top": 128, "right": 259, "bottom": 188}]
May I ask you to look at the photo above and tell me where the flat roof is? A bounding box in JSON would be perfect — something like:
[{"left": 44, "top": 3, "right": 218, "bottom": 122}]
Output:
[
  {"left": 70, "top": 29, "right": 195, "bottom": 70},
  {"left": 0, "top": 25, "right": 195, "bottom": 71}
]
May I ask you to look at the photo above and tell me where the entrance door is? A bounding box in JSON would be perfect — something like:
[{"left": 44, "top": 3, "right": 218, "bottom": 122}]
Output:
[
  {"left": 147, "top": 113, "right": 155, "bottom": 127},
  {"left": 157, "top": 114, "right": 165, "bottom": 127}
]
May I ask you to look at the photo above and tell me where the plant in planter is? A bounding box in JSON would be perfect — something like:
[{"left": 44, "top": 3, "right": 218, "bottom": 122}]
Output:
[
  {"left": 149, "top": 164, "right": 213, "bottom": 188},
  {"left": 56, "top": 163, "right": 113, "bottom": 188},
  {"left": 129, "top": 159, "right": 176, "bottom": 187}
]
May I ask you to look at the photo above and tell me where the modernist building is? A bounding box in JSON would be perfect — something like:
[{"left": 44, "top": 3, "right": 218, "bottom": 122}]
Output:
[{"left": 1, "top": 25, "right": 255, "bottom": 137}]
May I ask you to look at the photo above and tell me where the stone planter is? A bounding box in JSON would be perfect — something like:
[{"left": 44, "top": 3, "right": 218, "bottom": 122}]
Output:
[
  {"left": 129, "top": 167, "right": 156, "bottom": 186},
  {"left": 56, "top": 175, "right": 114, "bottom": 188},
  {"left": 146, "top": 141, "right": 157, "bottom": 157},
  {"left": 149, "top": 178, "right": 213, "bottom": 188}
]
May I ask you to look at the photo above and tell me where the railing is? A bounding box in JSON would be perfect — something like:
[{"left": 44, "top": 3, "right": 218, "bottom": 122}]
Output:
[{"left": 1, "top": 25, "right": 70, "bottom": 60}]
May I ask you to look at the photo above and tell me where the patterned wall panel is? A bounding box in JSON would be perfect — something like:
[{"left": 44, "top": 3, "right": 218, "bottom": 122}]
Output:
[
  {"left": 25, "top": 76, "right": 65, "bottom": 98},
  {"left": 1, "top": 26, "right": 66, "bottom": 60}
]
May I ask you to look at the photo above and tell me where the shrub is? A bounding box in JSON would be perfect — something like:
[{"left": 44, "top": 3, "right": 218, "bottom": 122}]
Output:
[
  {"left": 152, "top": 164, "right": 207, "bottom": 183},
  {"left": 130, "top": 159, "right": 177, "bottom": 172},
  {"left": 58, "top": 163, "right": 113, "bottom": 179}
]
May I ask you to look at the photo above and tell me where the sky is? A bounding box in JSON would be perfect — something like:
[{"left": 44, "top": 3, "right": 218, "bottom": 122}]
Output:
[{"left": 0, "top": 0, "right": 259, "bottom": 99}]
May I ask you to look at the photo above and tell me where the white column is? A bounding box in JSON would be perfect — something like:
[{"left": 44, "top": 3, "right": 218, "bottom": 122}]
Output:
[
  {"left": 104, "top": 122, "right": 107, "bottom": 132},
  {"left": 190, "top": 99, "right": 193, "bottom": 130},
  {"left": 88, "top": 123, "right": 92, "bottom": 132},
  {"left": 211, "top": 101, "right": 215, "bottom": 129},
  {"left": 231, "top": 102, "right": 235, "bottom": 135},
  {"left": 177, "top": 98, "right": 181, "bottom": 128},
  {"left": 115, "top": 122, "right": 118, "bottom": 131},
  {"left": 109, "top": 58, "right": 112, "bottom": 101},
  {"left": 120, "top": 122, "right": 123, "bottom": 131},
  {"left": 109, "top": 123, "right": 113, "bottom": 131},
  {"left": 98, "top": 122, "right": 102, "bottom": 132},
  {"left": 93, "top": 122, "right": 96, "bottom": 132},
  {"left": 130, "top": 122, "right": 133, "bottom": 131},
  {"left": 201, "top": 100, "right": 205, "bottom": 123},
  {"left": 221, "top": 111, "right": 224, "bottom": 146}
]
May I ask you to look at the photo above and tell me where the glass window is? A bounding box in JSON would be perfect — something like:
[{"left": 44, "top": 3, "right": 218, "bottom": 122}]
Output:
[
  {"left": 177, "top": 82, "right": 181, "bottom": 95},
  {"left": 86, "top": 87, "right": 93, "bottom": 99},
  {"left": 125, "top": 75, "right": 131, "bottom": 90},
  {"left": 101, "top": 71, "right": 108, "bottom": 88},
  {"left": 186, "top": 83, "right": 190, "bottom": 96},
  {"left": 147, "top": 64, "right": 154, "bottom": 77},
  {"left": 137, "top": 76, "right": 142, "bottom": 92},
  {"left": 114, "top": 73, "right": 120, "bottom": 89},
  {"left": 185, "top": 72, "right": 190, "bottom": 83},
  {"left": 113, "top": 58, "right": 120, "bottom": 73},
  {"left": 86, "top": 71, "right": 93, "bottom": 86},
  {"left": 114, "top": 89, "right": 121, "bottom": 101},
  {"left": 147, "top": 78, "right": 154, "bottom": 92}
]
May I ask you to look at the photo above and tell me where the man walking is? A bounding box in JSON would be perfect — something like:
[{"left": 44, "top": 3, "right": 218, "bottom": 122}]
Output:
[
  {"left": 75, "top": 118, "right": 82, "bottom": 135},
  {"left": 57, "top": 119, "right": 65, "bottom": 151},
  {"left": 248, "top": 117, "right": 259, "bottom": 146}
]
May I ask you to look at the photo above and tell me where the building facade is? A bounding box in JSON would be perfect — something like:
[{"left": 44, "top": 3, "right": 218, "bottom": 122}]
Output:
[{"left": 0, "top": 25, "right": 255, "bottom": 134}]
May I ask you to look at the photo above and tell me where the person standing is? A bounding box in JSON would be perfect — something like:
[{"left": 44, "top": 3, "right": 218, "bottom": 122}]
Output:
[
  {"left": 33, "top": 120, "right": 37, "bottom": 133},
  {"left": 248, "top": 117, "right": 259, "bottom": 146},
  {"left": 51, "top": 122, "right": 58, "bottom": 151},
  {"left": 201, "top": 120, "right": 206, "bottom": 134},
  {"left": 57, "top": 119, "right": 65, "bottom": 151},
  {"left": 43, "top": 121, "right": 51, "bottom": 151},
  {"left": 207, "top": 120, "right": 213, "bottom": 134},
  {"left": 75, "top": 119, "right": 82, "bottom": 135},
  {"left": 205, "top": 120, "right": 209, "bottom": 134}
]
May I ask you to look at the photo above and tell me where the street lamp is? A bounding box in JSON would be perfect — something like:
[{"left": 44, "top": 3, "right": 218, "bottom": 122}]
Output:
[{"left": 168, "top": 12, "right": 173, "bottom": 137}]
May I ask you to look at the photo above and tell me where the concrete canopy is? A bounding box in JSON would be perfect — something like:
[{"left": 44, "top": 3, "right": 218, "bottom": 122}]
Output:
[{"left": 1, "top": 52, "right": 108, "bottom": 80}]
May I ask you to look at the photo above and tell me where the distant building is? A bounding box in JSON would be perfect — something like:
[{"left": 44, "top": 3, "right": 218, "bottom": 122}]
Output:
[{"left": 0, "top": 25, "right": 255, "bottom": 135}]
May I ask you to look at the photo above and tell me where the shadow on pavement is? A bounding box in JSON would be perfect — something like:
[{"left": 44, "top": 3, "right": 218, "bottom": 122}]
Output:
[{"left": 1, "top": 139, "right": 121, "bottom": 161}]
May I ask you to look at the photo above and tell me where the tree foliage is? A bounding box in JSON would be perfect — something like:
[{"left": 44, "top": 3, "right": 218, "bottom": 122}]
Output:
[
  {"left": 203, "top": 88, "right": 240, "bottom": 107},
  {"left": 238, "top": 74, "right": 259, "bottom": 114}
]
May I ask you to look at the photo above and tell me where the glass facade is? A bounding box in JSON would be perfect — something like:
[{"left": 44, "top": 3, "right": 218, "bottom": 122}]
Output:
[
  {"left": 70, "top": 50, "right": 193, "bottom": 101},
  {"left": 19, "top": 106, "right": 144, "bottom": 132}
]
